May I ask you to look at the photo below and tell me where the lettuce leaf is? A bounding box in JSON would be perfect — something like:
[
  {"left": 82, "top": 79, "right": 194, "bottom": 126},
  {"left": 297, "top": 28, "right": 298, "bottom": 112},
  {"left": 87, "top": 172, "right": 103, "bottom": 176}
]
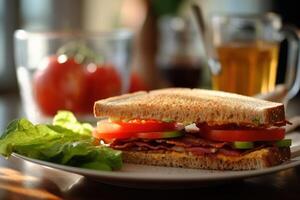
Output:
[
  {"left": 53, "top": 111, "right": 93, "bottom": 136},
  {"left": 0, "top": 111, "right": 122, "bottom": 171}
]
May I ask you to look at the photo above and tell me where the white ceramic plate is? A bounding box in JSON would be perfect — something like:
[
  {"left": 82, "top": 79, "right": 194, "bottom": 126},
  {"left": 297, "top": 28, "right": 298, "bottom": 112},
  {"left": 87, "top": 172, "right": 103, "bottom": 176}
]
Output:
[{"left": 12, "top": 132, "right": 300, "bottom": 188}]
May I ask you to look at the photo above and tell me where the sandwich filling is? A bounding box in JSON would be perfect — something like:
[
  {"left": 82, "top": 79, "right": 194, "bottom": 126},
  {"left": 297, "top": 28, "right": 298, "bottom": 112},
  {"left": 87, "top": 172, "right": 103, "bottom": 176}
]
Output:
[{"left": 93, "top": 118, "right": 291, "bottom": 157}]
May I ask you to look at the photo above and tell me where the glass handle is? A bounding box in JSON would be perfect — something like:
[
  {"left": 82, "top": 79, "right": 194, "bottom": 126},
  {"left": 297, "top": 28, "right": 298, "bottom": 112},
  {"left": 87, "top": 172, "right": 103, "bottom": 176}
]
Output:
[{"left": 281, "top": 25, "right": 300, "bottom": 100}]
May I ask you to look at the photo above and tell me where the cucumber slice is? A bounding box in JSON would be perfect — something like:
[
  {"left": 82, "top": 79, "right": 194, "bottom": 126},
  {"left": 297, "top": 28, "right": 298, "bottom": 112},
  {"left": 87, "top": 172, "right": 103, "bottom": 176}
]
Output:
[
  {"left": 232, "top": 141, "right": 254, "bottom": 149},
  {"left": 136, "top": 131, "right": 184, "bottom": 139},
  {"left": 275, "top": 139, "right": 292, "bottom": 147},
  {"left": 162, "top": 118, "right": 174, "bottom": 123},
  {"left": 162, "top": 131, "right": 184, "bottom": 138},
  {"left": 109, "top": 117, "right": 129, "bottom": 122}
]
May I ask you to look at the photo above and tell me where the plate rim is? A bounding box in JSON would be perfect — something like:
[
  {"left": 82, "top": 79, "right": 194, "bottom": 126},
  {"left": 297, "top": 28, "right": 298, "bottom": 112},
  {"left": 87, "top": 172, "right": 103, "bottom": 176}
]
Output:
[{"left": 12, "top": 153, "right": 300, "bottom": 182}]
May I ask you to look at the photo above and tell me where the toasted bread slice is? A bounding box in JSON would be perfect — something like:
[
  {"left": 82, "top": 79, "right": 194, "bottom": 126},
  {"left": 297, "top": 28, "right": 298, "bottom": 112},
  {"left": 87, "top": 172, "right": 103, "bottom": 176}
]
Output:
[
  {"left": 94, "top": 88, "right": 285, "bottom": 125},
  {"left": 122, "top": 147, "right": 291, "bottom": 170}
]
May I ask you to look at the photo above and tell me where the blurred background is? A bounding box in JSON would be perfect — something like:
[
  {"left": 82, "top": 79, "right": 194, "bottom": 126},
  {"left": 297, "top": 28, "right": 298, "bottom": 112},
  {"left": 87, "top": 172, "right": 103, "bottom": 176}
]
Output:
[
  {"left": 0, "top": 0, "right": 299, "bottom": 93},
  {"left": 0, "top": 0, "right": 300, "bottom": 126}
]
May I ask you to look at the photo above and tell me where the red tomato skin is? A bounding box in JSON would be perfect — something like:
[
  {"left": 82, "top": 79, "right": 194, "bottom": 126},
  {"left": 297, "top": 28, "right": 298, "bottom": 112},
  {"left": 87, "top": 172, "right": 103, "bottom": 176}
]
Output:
[
  {"left": 33, "top": 56, "right": 87, "bottom": 116},
  {"left": 84, "top": 64, "right": 122, "bottom": 113},
  {"left": 200, "top": 128, "right": 285, "bottom": 142},
  {"left": 96, "top": 120, "right": 177, "bottom": 134},
  {"left": 93, "top": 120, "right": 178, "bottom": 140}
]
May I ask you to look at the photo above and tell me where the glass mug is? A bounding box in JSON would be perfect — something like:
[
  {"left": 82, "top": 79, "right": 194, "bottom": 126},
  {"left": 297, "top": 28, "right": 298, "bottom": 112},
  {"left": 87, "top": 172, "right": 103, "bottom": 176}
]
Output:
[{"left": 209, "top": 13, "right": 300, "bottom": 99}]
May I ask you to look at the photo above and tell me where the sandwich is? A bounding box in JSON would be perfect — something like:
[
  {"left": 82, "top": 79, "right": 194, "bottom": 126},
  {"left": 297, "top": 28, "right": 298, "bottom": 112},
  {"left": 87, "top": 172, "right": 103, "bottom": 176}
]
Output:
[{"left": 93, "top": 88, "right": 291, "bottom": 170}]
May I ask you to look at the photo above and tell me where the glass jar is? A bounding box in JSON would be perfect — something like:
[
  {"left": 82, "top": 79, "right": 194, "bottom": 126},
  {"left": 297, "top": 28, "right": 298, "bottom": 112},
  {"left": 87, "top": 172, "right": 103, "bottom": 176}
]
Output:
[
  {"left": 156, "top": 16, "right": 204, "bottom": 88},
  {"left": 14, "top": 30, "right": 133, "bottom": 123}
]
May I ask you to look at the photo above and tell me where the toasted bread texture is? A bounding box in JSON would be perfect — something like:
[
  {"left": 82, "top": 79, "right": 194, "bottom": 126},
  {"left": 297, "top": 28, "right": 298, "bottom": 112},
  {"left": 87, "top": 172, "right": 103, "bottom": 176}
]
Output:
[
  {"left": 94, "top": 88, "right": 285, "bottom": 125},
  {"left": 122, "top": 147, "right": 290, "bottom": 170}
]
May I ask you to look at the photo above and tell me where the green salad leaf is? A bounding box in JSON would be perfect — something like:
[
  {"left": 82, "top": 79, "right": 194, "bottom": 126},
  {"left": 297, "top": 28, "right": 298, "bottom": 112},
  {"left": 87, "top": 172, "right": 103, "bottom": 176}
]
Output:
[
  {"left": 53, "top": 111, "right": 93, "bottom": 136},
  {"left": 0, "top": 111, "right": 122, "bottom": 171}
]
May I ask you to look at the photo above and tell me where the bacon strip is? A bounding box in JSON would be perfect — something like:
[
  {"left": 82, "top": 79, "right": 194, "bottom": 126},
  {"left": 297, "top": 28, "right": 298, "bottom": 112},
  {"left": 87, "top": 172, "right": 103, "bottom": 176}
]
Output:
[
  {"left": 218, "top": 148, "right": 241, "bottom": 156},
  {"left": 108, "top": 134, "right": 243, "bottom": 157},
  {"left": 186, "top": 147, "right": 217, "bottom": 155},
  {"left": 110, "top": 139, "right": 172, "bottom": 150},
  {"left": 166, "top": 135, "right": 227, "bottom": 148}
]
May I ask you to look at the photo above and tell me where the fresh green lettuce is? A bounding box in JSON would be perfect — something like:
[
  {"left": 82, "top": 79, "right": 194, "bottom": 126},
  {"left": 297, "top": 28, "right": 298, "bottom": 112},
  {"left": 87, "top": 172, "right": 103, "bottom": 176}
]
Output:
[
  {"left": 0, "top": 111, "right": 122, "bottom": 171},
  {"left": 53, "top": 111, "right": 93, "bottom": 136}
]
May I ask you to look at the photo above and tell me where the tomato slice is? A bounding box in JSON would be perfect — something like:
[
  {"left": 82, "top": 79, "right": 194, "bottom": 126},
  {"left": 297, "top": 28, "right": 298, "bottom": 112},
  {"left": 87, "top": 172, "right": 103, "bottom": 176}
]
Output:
[
  {"left": 96, "top": 119, "right": 177, "bottom": 134},
  {"left": 93, "top": 119, "right": 178, "bottom": 140},
  {"left": 200, "top": 128, "right": 285, "bottom": 142},
  {"left": 93, "top": 130, "right": 182, "bottom": 141}
]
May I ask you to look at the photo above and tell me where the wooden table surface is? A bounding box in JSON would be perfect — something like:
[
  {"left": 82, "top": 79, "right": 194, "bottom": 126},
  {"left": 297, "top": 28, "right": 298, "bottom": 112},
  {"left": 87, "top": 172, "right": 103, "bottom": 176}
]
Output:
[{"left": 0, "top": 93, "right": 300, "bottom": 200}]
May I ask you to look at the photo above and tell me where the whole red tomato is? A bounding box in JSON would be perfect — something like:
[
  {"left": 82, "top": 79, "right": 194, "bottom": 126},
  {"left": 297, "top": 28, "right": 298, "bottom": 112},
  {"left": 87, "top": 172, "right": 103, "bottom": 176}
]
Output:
[
  {"left": 129, "top": 72, "right": 148, "bottom": 93},
  {"left": 84, "top": 63, "right": 122, "bottom": 112},
  {"left": 33, "top": 55, "right": 87, "bottom": 116}
]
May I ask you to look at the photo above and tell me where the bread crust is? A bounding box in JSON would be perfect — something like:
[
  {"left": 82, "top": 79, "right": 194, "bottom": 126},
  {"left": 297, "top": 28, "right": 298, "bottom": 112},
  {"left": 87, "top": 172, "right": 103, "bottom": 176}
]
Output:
[
  {"left": 94, "top": 88, "right": 285, "bottom": 125},
  {"left": 122, "top": 147, "right": 290, "bottom": 170}
]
